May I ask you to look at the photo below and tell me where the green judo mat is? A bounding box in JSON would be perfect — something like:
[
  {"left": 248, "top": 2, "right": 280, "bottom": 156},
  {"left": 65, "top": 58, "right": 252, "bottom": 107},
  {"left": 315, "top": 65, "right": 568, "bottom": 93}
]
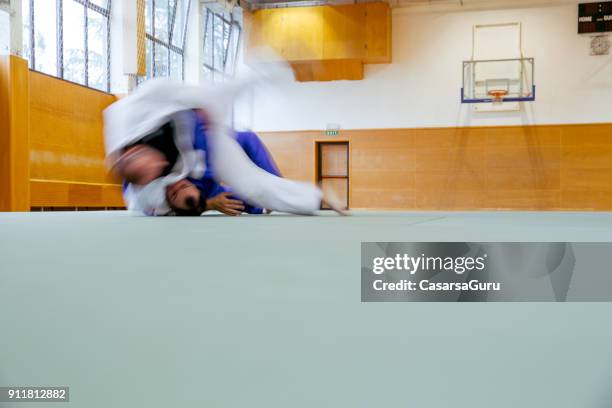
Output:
[{"left": 1, "top": 211, "right": 612, "bottom": 408}]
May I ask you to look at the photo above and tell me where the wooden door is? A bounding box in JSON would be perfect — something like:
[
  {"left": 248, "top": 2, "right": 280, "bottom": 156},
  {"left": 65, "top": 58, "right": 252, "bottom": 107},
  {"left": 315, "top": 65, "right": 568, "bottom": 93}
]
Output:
[{"left": 317, "top": 142, "right": 349, "bottom": 210}]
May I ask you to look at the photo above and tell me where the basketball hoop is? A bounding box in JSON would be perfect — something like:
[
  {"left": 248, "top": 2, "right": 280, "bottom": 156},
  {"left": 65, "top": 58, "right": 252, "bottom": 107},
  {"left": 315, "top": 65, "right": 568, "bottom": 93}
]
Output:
[{"left": 488, "top": 90, "right": 508, "bottom": 104}]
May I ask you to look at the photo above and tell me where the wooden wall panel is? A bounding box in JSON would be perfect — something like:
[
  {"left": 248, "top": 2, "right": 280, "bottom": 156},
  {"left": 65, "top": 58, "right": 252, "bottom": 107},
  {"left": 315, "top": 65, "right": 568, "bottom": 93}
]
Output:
[
  {"left": 248, "top": 3, "right": 389, "bottom": 82},
  {"left": 291, "top": 59, "right": 364, "bottom": 82},
  {"left": 29, "top": 180, "right": 124, "bottom": 208},
  {"left": 560, "top": 125, "right": 612, "bottom": 210},
  {"left": 28, "top": 71, "right": 124, "bottom": 208},
  {"left": 259, "top": 123, "right": 612, "bottom": 211},
  {"left": 1, "top": 66, "right": 123, "bottom": 210},
  {"left": 136, "top": 0, "right": 147, "bottom": 76},
  {"left": 249, "top": 9, "right": 290, "bottom": 58},
  {"left": 365, "top": 2, "right": 392, "bottom": 64},
  {"left": 0, "top": 55, "right": 30, "bottom": 211},
  {"left": 29, "top": 71, "right": 117, "bottom": 184},
  {"left": 284, "top": 7, "right": 324, "bottom": 61},
  {"left": 322, "top": 5, "right": 366, "bottom": 60}
]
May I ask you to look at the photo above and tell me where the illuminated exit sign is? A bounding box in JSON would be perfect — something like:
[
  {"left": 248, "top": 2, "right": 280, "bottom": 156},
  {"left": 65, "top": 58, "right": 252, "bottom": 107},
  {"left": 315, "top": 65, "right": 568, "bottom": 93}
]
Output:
[{"left": 325, "top": 123, "right": 340, "bottom": 136}]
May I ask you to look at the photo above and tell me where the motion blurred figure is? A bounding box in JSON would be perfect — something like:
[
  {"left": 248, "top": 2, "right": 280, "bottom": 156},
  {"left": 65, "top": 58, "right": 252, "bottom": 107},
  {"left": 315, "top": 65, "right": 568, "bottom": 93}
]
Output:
[
  {"left": 112, "top": 108, "right": 282, "bottom": 215},
  {"left": 104, "top": 76, "right": 344, "bottom": 216}
]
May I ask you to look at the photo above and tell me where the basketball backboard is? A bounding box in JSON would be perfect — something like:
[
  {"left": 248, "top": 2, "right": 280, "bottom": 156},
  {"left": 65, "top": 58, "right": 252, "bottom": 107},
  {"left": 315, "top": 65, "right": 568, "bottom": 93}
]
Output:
[
  {"left": 461, "top": 57, "right": 535, "bottom": 104},
  {"left": 461, "top": 22, "right": 535, "bottom": 108}
]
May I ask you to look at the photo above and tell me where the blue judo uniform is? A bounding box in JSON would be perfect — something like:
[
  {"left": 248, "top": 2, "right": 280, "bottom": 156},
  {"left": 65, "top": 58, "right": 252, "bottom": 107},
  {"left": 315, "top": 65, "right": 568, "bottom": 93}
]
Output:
[
  {"left": 188, "top": 111, "right": 282, "bottom": 214},
  {"left": 123, "top": 110, "right": 282, "bottom": 214}
]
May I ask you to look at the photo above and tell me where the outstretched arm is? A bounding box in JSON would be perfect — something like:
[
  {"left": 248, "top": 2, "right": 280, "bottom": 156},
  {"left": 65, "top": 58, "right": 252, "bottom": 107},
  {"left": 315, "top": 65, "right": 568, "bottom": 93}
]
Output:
[{"left": 206, "top": 123, "right": 323, "bottom": 215}]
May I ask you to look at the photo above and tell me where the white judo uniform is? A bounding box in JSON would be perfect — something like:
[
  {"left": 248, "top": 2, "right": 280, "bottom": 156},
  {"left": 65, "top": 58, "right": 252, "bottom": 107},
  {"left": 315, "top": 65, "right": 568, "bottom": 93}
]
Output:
[{"left": 103, "top": 75, "right": 322, "bottom": 215}]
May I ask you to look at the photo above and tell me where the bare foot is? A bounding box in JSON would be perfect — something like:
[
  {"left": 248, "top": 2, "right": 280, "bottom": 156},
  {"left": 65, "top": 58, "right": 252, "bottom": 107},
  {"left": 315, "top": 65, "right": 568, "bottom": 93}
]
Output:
[{"left": 320, "top": 186, "right": 349, "bottom": 216}]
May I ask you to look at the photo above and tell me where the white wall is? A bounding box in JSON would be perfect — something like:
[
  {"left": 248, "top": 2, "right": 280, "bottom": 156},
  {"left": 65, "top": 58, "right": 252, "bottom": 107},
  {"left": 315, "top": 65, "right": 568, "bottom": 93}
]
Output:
[
  {"left": 184, "top": 0, "right": 202, "bottom": 85},
  {"left": 110, "top": 1, "right": 129, "bottom": 93},
  {"left": 234, "top": 2, "right": 612, "bottom": 131}
]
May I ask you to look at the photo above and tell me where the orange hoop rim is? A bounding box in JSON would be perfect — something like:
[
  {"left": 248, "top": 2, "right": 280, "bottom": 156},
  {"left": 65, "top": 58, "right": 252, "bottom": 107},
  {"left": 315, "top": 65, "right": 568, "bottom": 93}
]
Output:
[{"left": 488, "top": 89, "right": 509, "bottom": 102}]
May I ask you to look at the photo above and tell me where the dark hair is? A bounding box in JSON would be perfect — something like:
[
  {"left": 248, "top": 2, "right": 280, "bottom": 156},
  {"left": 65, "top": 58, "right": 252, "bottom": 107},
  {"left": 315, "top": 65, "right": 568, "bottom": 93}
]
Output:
[{"left": 171, "top": 194, "right": 207, "bottom": 216}]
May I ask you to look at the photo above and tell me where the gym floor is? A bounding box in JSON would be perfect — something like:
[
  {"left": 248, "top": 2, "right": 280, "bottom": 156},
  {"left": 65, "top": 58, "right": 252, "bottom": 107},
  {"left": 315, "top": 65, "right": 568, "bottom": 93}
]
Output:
[{"left": 1, "top": 211, "right": 612, "bottom": 407}]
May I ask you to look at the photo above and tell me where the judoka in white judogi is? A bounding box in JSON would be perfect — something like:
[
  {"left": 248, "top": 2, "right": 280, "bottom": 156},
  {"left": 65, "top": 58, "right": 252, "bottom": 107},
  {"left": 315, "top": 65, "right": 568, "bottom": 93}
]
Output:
[{"left": 103, "top": 67, "right": 325, "bottom": 216}]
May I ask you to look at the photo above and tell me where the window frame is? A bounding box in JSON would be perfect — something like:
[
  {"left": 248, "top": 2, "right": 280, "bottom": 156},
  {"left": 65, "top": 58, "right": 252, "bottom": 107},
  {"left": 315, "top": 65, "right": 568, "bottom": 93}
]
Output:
[
  {"left": 0, "top": 6, "right": 9, "bottom": 55},
  {"left": 202, "top": 6, "right": 241, "bottom": 83},
  {"left": 145, "top": 0, "right": 191, "bottom": 80},
  {"left": 25, "top": 0, "right": 112, "bottom": 92}
]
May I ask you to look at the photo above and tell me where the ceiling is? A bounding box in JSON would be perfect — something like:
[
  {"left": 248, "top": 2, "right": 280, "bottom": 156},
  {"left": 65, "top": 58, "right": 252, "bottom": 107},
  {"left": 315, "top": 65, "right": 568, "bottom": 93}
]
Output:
[
  {"left": 243, "top": 0, "right": 577, "bottom": 10},
  {"left": 392, "top": 0, "right": 576, "bottom": 9}
]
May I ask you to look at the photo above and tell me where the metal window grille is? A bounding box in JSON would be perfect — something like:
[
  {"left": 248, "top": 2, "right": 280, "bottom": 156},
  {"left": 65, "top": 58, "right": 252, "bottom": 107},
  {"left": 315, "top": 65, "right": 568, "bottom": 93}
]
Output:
[
  {"left": 23, "top": 0, "right": 112, "bottom": 92},
  {"left": 202, "top": 6, "right": 241, "bottom": 83},
  {"left": 144, "top": 0, "right": 191, "bottom": 81}
]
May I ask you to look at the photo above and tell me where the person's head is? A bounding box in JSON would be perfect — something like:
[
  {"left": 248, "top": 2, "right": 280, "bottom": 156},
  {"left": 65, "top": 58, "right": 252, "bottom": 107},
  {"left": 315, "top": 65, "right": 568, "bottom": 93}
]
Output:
[
  {"left": 166, "top": 179, "right": 206, "bottom": 216},
  {"left": 112, "top": 145, "right": 168, "bottom": 185}
]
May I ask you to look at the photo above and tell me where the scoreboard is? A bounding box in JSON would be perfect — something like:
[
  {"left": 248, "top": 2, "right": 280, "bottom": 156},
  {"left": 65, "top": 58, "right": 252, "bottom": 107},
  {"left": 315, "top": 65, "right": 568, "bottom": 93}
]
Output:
[{"left": 579, "top": 2, "right": 612, "bottom": 34}]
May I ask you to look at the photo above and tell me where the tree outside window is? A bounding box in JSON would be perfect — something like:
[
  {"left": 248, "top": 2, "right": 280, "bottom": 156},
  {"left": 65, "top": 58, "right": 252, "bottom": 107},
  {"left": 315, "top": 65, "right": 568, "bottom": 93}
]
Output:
[
  {"left": 22, "top": 0, "right": 111, "bottom": 92},
  {"left": 144, "top": 0, "right": 191, "bottom": 80},
  {"left": 202, "top": 7, "right": 241, "bottom": 83}
]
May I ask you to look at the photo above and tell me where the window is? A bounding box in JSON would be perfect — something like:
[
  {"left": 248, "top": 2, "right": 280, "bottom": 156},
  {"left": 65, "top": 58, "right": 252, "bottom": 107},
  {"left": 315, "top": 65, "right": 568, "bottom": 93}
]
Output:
[
  {"left": 202, "top": 7, "right": 241, "bottom": 83},
  {"left": 0, "top": 9, "right": 9, "bottom": 55},
  {"left": 144, "top": 0, "right": 191, "bottom": 80},
  {"left": 22, "top": 0, "right": 111, "bottom": 92}
]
